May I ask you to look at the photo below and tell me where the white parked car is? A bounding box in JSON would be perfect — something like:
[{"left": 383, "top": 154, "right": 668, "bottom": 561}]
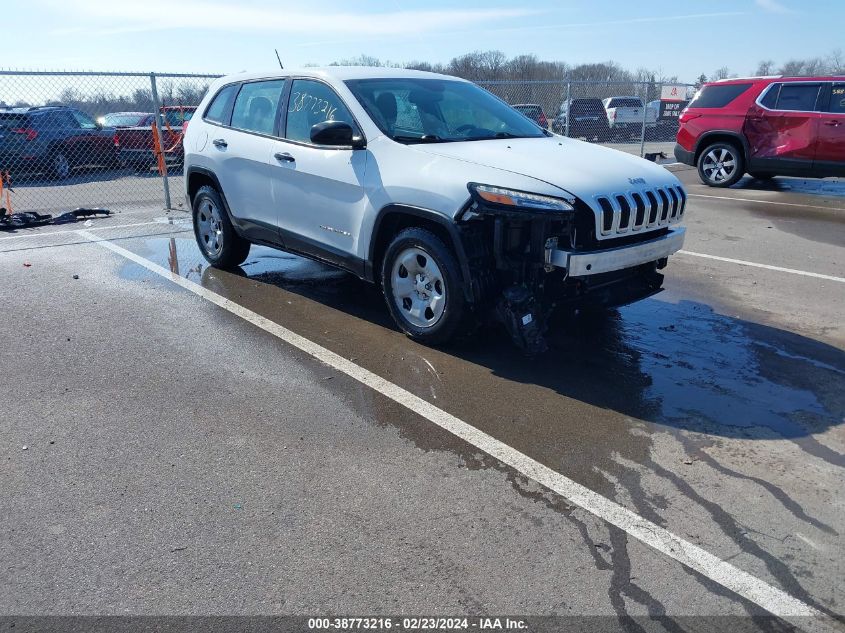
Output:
[{"left": 184, "top": 68, "right": 686, "bottom": 353}]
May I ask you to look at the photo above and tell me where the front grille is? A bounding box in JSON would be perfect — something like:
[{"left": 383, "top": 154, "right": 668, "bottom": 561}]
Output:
[{"left": 594, "top": 184, "right": 686, "bottom": 239}]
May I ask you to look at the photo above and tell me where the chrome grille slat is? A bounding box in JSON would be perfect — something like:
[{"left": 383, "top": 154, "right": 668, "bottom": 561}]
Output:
[{"left": 593, "top": 185, "right": 685, "bottom": 239}]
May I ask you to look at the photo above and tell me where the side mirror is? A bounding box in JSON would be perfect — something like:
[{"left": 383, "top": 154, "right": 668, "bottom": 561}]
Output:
[{"left": 310, "top": 120, "right": 365, "bottom": 149}]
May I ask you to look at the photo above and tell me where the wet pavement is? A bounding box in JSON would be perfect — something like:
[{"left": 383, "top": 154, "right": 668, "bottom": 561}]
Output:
[{"left": 1, "top": 168, "right": 843, "bottom": 630}]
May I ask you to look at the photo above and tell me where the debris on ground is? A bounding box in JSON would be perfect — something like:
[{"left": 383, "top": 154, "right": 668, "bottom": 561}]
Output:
[
  {"left": 72, "top": 275, "right": 79, "bottom": 280},
  {"left": 23, "top": 262, "right": 31, "bottom": 267},
  {"left": 1, "top": 207, "right": 111, "bottom": 231}
]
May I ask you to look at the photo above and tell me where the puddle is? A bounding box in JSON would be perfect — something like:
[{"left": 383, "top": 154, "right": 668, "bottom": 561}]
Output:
[
  {"left": 733, "top": 175, "right": 845, "bottom": 199},
  {"left": 121, "top": 236, "right": 845, "bottom": 462}
]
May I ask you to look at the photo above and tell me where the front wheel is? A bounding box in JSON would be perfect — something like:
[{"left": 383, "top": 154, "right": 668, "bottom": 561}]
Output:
[
  {"left": 381, "top": 228, "right": 467, "bottom": 345},
  {"left": 192, "top": 185, "right": 250, "bottom": 269},
  {"left": 697, "top": 142, "right": 744, "bottom": 187}
]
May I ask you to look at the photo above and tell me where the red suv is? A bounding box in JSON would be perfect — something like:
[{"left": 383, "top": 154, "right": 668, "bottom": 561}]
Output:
[{"left": 675, "top": 76, "right": 845, "bottom": 187}]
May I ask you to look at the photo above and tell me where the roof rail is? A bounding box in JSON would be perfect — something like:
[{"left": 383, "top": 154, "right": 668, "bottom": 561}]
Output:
[{"left": 715, "top": 75, "right": 782, "bottom": 82}]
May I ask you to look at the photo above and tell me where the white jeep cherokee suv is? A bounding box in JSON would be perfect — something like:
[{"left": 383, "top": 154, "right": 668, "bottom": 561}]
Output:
[{"left": 184, "top": 68, "right": 686, "bottom": 353}]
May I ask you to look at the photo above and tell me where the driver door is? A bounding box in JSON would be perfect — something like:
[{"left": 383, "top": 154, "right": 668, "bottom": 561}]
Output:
[{"left": 270, "top": 78, "right": 367, "bottom": 258}]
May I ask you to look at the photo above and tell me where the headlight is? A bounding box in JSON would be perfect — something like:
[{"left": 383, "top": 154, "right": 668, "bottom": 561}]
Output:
[{"left": 468, "top": 183, "right": 574, "bottom": 212}]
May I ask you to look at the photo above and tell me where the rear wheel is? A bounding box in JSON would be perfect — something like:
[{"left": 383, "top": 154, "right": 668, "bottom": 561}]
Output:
[
  {"left": 192, "top": 185, "right": 250, "bottom": 269},
  {"left": 697, "top": 142, "right": 744, "bottom": 187},
  {"left": 49, "top": 150, "right": 71, "bottom": 180},
  {"left": 381, "top": 228, "right": 467, "bottom": 345}
]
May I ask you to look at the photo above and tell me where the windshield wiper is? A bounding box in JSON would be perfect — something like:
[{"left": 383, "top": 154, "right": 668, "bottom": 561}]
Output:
[{"left": 393, "top": 134, "right": 446, "bottom": 143}]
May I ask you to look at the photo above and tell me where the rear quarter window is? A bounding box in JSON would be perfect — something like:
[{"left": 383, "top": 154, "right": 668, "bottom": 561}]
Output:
[
  {"left": 688, "top": 83, "right": 753, "bottom": 108},
  {"left": 0, "top": 114, "right": 30, "bottom": 128},
  {"left": 204, "top": 84, "right": 239, "bottom": 125}
]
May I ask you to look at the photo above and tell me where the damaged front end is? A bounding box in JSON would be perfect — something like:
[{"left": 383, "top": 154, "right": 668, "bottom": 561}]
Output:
[{"left": 458, "top": 183, "right": 685, "bottom": 354}]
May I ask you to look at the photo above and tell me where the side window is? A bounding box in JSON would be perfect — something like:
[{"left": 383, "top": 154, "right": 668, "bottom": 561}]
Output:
[
  {"left": 285, "top": 79, "right": 356, "bottom": 144},
  {"left": 230, "top": 80, "right": 285, "bottom": 135},
  {"left": 70, "top": 110, "right": 98, "bottom": 129},
  {"left": 759, "top": 84, "right": 780, "bottom": 109},
  {"left": 205, "top": 84, "right": 238, "bottom": 124},
  {"left": 827, "top": 84, "right": 845, "bottom": 114},
  {"left": 775, "top": 84, "right": 821, "bottom": 112}
]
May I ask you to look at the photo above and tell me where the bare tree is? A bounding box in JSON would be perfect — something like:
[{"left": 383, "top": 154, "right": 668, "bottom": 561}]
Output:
[
  {"left": 828, "top": 49, "right": 844, "bottom": 73},
  {"left": 754, "top": 60, "right": 776, "bottom": 76},
  {"left": 711, "top": 66, "right": 731, "bottom": 81}
]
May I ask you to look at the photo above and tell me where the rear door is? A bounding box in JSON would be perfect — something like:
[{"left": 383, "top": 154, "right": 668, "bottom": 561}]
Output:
[
  {"left": 815, "top": 82, "right": 845, "bottom": 176},
  {"left": 745, "top": 82, "right": 823, "bottom": 174},
  {"left": 211, "top": 79, "right": 287, "bottom": 232}
]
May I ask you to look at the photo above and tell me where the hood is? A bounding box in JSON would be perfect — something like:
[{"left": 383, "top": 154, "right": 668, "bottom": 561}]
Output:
[{"left": 408, "top": 135, "right": 680, "bottom": 202}]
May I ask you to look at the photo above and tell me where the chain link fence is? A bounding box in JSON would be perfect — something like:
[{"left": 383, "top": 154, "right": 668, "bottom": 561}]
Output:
[
  {"left": 479, "top": 79, "right": 695, "bottom": 158},
  {"left": 0, "top": 71, "right": 694, "bottom": 218},
  {"left": 0, "top": 71, "right": 220, "bottom": 219}
]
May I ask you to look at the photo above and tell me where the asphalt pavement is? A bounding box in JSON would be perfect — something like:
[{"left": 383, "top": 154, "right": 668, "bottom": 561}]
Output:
[{"left": 1, "top": 166, "right": 843, "bottom": 632}]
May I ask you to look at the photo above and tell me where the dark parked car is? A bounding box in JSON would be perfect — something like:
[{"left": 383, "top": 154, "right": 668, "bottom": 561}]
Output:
[
  {"left": 552, "top": 98, "right": 611, "bottom": 141},
  {"left": 511, "top": 103, "right": 549, "bottom": 129},
  {"left": 0, "top": 106, "right": 119, "bottom": 180}
]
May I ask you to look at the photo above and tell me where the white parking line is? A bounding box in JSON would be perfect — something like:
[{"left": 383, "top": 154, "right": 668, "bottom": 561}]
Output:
[
  {"left": 689, "top": 193, "right": 844, "bottom": 212},
  {"left": 77, "top": 228, "right": 834, "bottom": 630},
  {"left": 679, "top": 250, "right": 845, "bottom": 283}
]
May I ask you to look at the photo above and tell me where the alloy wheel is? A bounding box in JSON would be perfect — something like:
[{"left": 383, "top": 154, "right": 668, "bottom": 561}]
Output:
[{"left": 702, "top": 147, "right": 737, "bottom": 184}]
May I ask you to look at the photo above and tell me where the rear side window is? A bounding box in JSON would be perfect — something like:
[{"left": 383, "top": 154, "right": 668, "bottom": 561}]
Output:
[
  {"left": 230, "top": 80, "right": 285, "bottom": 136},
  {"left": 775, "top": 84, "right": 821, "bottom": 111},
  {"left": 759, "top": 84, "right": 780, "bottom": 109},
  {"left": 205, "top": 84, "right": 238, "bottom": 124},
  {"left": 0, "top": 113, "right": 30, "bottom": 129},
  {"left": 828, "top": 84, "right": 845, "bottom": 113},
  {"left": 688, "top": 84, "right": 752, "bottom": 108},
  {"left": 571, "top": 100, "right": 604, "bottom": 114}
]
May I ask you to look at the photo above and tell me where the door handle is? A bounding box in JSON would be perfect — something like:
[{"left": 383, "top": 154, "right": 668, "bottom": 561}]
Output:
[
  {"left": 823, "top": 120, "right": 841, "bottom": 127},
  {"left": 212, "top": 138, "right": 228, "bottom": 148},
  {"left": 274, "top": 152, "right": 295, "bottom": 163}
]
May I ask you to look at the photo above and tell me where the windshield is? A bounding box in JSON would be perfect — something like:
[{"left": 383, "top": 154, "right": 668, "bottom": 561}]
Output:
[
  {"left": 345, "top": 78, "right": 547, "bottom": 143},
  {"left": 162, "top": 109, "right": 195, "bottom": 126}
]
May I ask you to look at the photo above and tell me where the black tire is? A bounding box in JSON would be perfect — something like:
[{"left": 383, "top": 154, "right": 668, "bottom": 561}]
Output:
[
  {"left": 749, "top": 172, "right": 775, "bottom": 181},
  {"left": 192, "top": 185, "right": 250, "bottom": 269},
  {"left": 381, "top": 227, "right": 467, "bottom": 345},
  {"left": 697, "top": 141, "right": 744, "bottom": 187}
]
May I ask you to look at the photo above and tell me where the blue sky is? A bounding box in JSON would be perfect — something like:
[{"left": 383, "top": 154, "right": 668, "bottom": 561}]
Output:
[{"left": 2, "top": 0, "right": 839, "bottom": 81}]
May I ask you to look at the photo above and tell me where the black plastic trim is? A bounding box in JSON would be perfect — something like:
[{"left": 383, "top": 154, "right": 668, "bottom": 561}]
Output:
[
  {"left": 368, "top": 204, "right": 473, "bottom": 301},
  {"left": 693, "top": 130, "right": 750, "bottom": 163}
]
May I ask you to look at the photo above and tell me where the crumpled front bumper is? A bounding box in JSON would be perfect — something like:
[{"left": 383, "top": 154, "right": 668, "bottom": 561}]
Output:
[{"left": 546, "top": 227, "right": 685, "bottom": 277}]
